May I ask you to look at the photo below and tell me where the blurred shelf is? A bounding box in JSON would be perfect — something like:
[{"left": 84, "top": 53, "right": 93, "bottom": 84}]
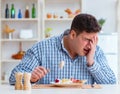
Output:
[
  {"left": 45, "top": 0, "right": 79, "bottom": 3},
  {"left": 1, "top": 39, "right": 39, "bottom": 42},
  {"left": 45, "top": 18, "right": 73, "bottom": 21},
  {"left": 1, "top": 59, "right": 21, "bottom": 63},
  {"left": 1, "top": 18, "right": 38, "bottom": 21}
]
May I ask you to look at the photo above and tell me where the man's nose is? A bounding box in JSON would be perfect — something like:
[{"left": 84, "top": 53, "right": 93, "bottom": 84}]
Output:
[{"left": 86, "top": 42, "right": 91, "bottom": 49}]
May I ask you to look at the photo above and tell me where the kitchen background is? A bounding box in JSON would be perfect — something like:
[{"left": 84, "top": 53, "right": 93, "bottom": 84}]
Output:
[{"left": 0, "top": 0, "right": 119, "bottom": 84}]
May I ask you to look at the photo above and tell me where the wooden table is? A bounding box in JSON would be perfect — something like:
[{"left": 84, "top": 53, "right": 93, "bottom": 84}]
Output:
[{"left": 0, "top": 84, "right": 120, "bottom": 94}]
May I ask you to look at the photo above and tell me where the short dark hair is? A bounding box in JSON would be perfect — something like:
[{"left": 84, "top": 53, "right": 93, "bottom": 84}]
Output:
[{"left": 70, "top": 13, "right": 101, "bottom": 35}]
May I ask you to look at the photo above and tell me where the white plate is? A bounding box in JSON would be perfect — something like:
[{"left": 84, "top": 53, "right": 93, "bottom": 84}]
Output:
[{"left": 50, "top": 82, "right": 84, "bottom": 87}]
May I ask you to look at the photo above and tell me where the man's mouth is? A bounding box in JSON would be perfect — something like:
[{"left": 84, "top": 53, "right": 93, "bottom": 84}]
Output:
[{"left": 84, "top": 49, "right": 89, "bottom": 54}]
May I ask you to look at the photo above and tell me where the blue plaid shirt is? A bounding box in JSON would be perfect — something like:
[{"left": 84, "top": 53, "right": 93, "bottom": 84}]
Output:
[{"left": 9, "top": 32, "right": 116, "bottom": 85}]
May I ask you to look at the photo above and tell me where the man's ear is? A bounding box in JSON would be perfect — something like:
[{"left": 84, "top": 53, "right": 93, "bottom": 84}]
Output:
[{"left": 70, "top": 30, "right": 76, "bottom": 39}]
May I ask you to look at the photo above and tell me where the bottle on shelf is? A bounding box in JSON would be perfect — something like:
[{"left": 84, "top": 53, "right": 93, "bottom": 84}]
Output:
[
  {"left": 5, "top": 4, "right": 9, "bottom": 18},
  {"left": 32, "top": 4, "right": 36, "bottom": 18},
  {"left": 25, "top": 6, "right": 30, "bottom": 18},
  {"left": 11, "top": 4, "right": 15, "bottom": 18},
  {"left": 18, "top": 9, "right": 22, "bottom": 18}
]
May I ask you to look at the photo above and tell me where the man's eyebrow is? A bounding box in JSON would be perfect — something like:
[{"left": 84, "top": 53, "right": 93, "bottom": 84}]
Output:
[
  {"left": 85, "top": 38, "right": 92, "bottom": 41},
  {"left": 88, "top": 39, "right": 92, "bottom": 42}
]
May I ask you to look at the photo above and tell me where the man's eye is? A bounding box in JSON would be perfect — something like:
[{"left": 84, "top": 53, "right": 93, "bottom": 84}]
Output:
[
  {"left": 83, "top": 38, "right": 91, "bottom": 42},
  {"left": 84, "top": 38, "right": 89, "bottom": 41}
]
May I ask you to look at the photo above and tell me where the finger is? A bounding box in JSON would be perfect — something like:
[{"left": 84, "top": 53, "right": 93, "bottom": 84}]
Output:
[
  {"left": 94, "top": 35, "right": 98, "bottom": 44},
  {"left": 91, "top": 36, "right": 97, "bottom": 45},
  {"left": 34, "top": 67, "right": 48, "bottom": 79},
  {"left": 89, "top": 41, "right": 93, "bottom": 48},
  {"left": 96, "top": 36, "right": 98, "bottom": 44},
  {"left": 35, "top": 67, "right": 45, "bottom": 78},
  {"left": 94, "top": 36, "right": 98, "bottom": 44},
  {"left": 31, "top": 71, "right": 41, "bottom": 82},
  {"left": 32, "top": 66, "right": 50, "bottom": 80},
  {"left": 32, "top": 66, "right": 44, "bottom": 77},
  {"left": 31, "top": 70, "right": 40, "bottom": 79},
  {"left": 38, "top": 66, "right": 49, "bottom": 75},
  {"left": 92, "top": 36, "right": 95, "bottom": 44}
]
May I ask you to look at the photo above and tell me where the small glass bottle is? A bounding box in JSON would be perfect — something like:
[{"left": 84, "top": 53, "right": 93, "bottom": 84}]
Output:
[
  {"left": 11, "top": 4, "right": 15, "bottom": 18},
  {"left": 18, "top": 9, "right": 22, "bottom": 18},
  {"left": 32, "top": 4, "right": 36, "bottom": 18},
  {"left": 25, "top": 6, "right": 29, "bottom": 18},
  {"left": 5, "top": 4, "right": 9, "bottom": 18}
]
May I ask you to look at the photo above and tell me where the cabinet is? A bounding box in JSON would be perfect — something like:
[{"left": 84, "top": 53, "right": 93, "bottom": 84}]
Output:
[
  {"left": 0, "top": 0, "right": 41, "bottom": 84},
  {"left": 0, "top": 0, "right": 82, "bottom": 84}
]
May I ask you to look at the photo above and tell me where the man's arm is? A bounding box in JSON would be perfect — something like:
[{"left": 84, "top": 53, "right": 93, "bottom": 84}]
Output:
[
  {"left": 9, "top": 46, "right": 40, "bottom": 85},
  {"left": 87, "top": 47, "right": 116, "bottom": 84}
]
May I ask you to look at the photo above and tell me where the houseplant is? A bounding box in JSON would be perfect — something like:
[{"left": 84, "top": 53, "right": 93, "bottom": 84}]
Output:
[
  {"left": 98, "top": 18, "right": 106, "bottom": 33},
  {"left": 98, "top": 18, "right": 106, "bottom": 27},
  {"left": 45, "top": 27, "right": 53, "bottom": 38}
]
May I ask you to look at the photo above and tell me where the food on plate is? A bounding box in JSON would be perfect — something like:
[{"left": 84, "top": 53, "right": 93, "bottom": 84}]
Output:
[
  {"left": 61, "top": 79, "right": 72, "bottom": 84},
  {"left": 54, "top": 78, "right": 72, "bottom": 84},
  {"left": 71, "top": 78, "right": 82, "bottom": 83},
  {"left": 55, "top": 78, "right": 60, "bottom": 83},
  {"left": 54, "top": 78, "right": 86, "bottom": 84}
]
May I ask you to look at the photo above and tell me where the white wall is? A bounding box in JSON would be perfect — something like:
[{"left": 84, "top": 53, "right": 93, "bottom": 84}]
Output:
[
  {"left": 117, "top": 0, "right": 120, "bottom": 84},
  {"left": 82, "top": 0, "right": 117, "bottom": 33}
]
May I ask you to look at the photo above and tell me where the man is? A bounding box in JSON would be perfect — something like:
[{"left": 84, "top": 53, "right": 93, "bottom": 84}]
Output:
[{"left": 9, "top": 14, "right": 116, "bottom": 85}]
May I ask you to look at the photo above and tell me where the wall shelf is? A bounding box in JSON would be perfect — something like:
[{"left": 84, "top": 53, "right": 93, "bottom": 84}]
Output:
[
  {"left": 1, "top": 39, "right": 39, "bottom": 42},
  {"left": 1, "top": 18, "right": 38, "bottom": 21}
]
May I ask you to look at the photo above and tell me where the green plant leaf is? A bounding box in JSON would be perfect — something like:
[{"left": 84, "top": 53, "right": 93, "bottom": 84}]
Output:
[
  {"left": 98, "top": 18, "right": 106, "bottom": 27},
  {"left": 45, "top": 28, "right": 53, "bottom": 33}
]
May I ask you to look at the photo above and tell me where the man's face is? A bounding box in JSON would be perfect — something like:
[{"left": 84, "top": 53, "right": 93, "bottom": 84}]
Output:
[{"left": 71, "top": 31, "right": 98, "bottom": 56}]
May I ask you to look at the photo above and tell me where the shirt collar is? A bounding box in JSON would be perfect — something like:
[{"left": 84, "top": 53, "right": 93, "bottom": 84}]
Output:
[
  {"left": 57, "top": 29, "right": 70, "bottom": 51},
  {"left": 60, "top": 32, "right": 72, "bottom": 57}
]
